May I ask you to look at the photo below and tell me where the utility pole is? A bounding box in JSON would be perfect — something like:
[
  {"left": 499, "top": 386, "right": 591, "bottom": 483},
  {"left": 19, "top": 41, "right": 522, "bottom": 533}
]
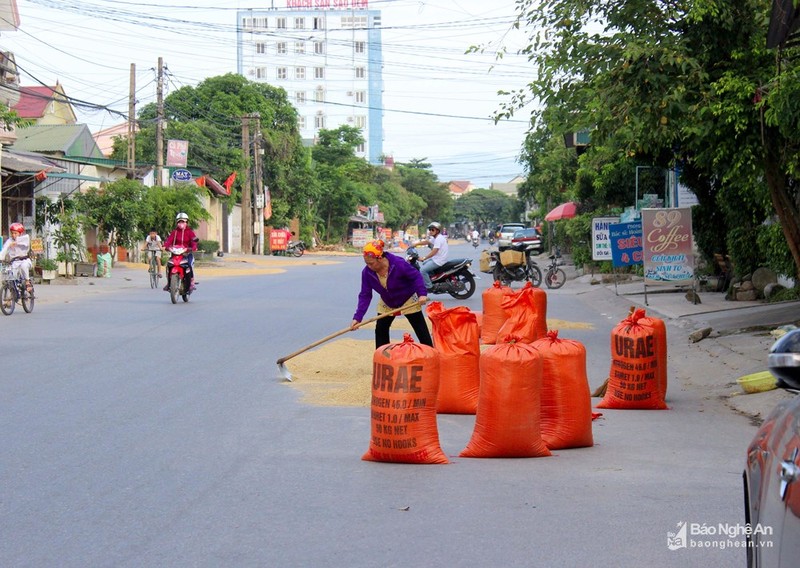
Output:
[
  {"left": 127, "top": 63, "right": 136, "bottom": 179},
  {"left": 253, "top": 113, "right": 263, "bottom": 255},
  {"left": 155, "top": 57, "right": 164, "bottom": 186},
  {"left": 241, "top": 115, "right": 252, "bottom": 254}
]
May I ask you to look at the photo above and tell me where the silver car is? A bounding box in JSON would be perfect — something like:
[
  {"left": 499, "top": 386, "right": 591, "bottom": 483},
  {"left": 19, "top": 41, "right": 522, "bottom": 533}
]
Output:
[{"left": 496, "top": 223, "right": 526, "bottom": 249}]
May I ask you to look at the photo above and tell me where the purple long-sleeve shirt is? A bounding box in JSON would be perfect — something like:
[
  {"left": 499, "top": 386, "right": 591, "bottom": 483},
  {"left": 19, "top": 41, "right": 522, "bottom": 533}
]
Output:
[{"left": 353, "top": 251, "right": 428, "bottom": 322}]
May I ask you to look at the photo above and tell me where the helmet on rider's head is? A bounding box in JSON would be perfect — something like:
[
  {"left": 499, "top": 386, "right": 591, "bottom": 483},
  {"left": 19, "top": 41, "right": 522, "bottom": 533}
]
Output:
[
  {"left": 175, "top": 212, "right": 189, "bottom": 224},
  {"left": 427, "top": 222, "right": 442, "bottom": 232},
  {"left": 9, "top": 222, "right": 24, "bottom": 234}
]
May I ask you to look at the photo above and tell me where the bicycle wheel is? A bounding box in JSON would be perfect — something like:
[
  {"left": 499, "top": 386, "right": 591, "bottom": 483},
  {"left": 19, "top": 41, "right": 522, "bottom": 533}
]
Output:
[
  {"left": 545, "top": 268, "right": 566, "bottom": 289},
  {"left": 169, "top": 274, "right": 180, "bottom": 304},
  {"left": 1, "top": 284, "right": 16, "bottom": 315},
  {"left": 22, "top": 283, "right": 34, "bottom": 313},
  {"left": 528, "top": 262, "right": 543, "bottom": 287}
]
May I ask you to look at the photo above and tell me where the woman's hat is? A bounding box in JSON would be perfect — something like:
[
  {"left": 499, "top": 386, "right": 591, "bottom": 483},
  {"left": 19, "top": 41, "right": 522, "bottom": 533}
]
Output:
[{"left": 362, "top": 240, "right": 385, "bottom": 258}]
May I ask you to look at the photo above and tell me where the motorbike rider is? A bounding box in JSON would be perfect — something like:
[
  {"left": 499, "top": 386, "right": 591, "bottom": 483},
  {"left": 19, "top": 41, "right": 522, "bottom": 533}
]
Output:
[
  {"left": 0, "top": 222, "right": 33, "bottom": 295},
  {"left": 470, "top": 228, "right": 480, "bottom": 243},
  {"left": 162, "top": 212, "right": 198, "bottom": 291},
  {"left": 412, "top": 221, "right": 449, "bottom": 291}
]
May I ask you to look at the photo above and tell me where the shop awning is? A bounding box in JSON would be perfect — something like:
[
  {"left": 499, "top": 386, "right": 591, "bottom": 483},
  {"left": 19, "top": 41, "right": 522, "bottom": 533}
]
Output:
[
  {"left": 19, "top": 171, "right": 108, "bottom": 182},
  {"left": 1, "top": 149, "right": 65, "bottom": 173}
]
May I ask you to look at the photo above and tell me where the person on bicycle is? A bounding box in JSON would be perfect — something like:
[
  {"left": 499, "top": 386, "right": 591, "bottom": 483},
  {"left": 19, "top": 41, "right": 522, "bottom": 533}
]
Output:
[
  {"left": 412, "top": 221, "right": 449, "bottom": 291},
  {"left": 0, "top": 222, "right": 33, "bottom": 295},
  {"left": 142, "top": 228, "right": 163, "bottom": 278},
  {"left": 163, "top": 213, "right": 198, "bottom": 291}
]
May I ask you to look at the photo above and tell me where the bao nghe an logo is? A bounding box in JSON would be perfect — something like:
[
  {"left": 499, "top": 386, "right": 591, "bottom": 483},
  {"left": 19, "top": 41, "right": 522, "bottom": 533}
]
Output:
[
  {"left": 668, "top": 521, "right": 773, "bottom": 551},
  {"left": 667, "top": 521, "right": 687, "bottom": 550}
]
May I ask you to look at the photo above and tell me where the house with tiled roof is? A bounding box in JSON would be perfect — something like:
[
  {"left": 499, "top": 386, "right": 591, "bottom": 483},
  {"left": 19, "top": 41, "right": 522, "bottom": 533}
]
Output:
[
  {"left": 448, "top": 180, "right": 474, "bottom": 199},
  {"left": 12, "top": 82, "right": 77, "bottom": 125}
]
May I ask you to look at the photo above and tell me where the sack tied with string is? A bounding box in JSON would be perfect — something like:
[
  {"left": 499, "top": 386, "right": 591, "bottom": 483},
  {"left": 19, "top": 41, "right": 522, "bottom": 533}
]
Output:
[{"left": 363, "top": 334, "right": 449, "bottom": 464}]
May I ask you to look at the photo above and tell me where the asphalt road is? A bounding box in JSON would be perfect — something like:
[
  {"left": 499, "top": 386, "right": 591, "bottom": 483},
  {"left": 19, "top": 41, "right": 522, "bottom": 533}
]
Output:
[{"left": 0, "top": 242, "right": 764, "bottom": 567}]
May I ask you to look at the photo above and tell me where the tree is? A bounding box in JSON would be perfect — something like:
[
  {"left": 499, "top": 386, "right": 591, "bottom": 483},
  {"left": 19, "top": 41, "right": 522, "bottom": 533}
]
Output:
[
  {"left": 453, "top": 189, "right": 520, "bottom": 228},
  {"left": 114, "top": 73, "right": 315, "bottom": 235},
  {"left": 506, "top": 0, "right": 799, "bottom": 278},
  {"left": 396, "top": 161, "right": 453, "bottom": 225}
]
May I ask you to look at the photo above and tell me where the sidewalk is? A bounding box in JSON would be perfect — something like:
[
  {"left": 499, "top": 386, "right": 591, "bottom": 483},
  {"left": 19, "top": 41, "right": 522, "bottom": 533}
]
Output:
[{"left": 563, "top": 266, "right": 799, "bottom": 424}]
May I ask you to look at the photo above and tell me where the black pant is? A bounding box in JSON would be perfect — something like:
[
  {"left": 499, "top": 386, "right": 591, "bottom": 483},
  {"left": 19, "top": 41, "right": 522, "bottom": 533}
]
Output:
[{"left": 375, "top": 311, "right": 433, "bottom": 349}]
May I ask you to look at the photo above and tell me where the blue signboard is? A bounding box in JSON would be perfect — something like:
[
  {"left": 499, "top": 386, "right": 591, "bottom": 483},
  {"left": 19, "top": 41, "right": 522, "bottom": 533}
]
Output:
[
  {"left": 171, "top": 168, "right": 192, "bottom": 182},
  {"left": 609, "top": 221, "right": 643, "bottom": 267}
]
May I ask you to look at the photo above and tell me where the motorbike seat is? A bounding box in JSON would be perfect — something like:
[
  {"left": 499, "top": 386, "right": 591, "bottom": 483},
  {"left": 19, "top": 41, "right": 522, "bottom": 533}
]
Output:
[{"left": 436, "top": 258, "right": 469, "bottom": 271}]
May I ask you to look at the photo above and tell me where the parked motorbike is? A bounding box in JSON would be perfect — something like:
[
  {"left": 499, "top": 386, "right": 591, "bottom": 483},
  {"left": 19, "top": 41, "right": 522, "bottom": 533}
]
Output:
[
  {"left": 406, "top": 246, "right": 477, "bottom": 299},
  {"left": 488, "top": 233, "right": 496, "bottom": 245},
  {"left": 287, "top": 240, "right": 306, "bottom": 257},
  {"left": 165, "top": 245, "right": 194, "bottom": 304},
  {"left": 490, "top": 241, "right": 543, "bottom": 287}
]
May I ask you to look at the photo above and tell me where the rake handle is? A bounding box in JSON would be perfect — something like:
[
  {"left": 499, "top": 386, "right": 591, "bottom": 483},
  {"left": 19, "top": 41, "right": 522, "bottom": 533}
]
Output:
[{"left": 276, "top": 304, "right": 419, "bottom": 366}]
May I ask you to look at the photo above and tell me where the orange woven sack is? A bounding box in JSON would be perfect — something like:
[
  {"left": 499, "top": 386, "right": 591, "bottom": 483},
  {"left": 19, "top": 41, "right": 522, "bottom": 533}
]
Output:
[
  {"left": 459, "top": 337, "right": 551, "bottom": 458},
  {"left": 638, "top": 311, "right": 668, "bottom": 401},
  {"left": 426, "top": 302, "right": 480, "bottom": 414},
  {"left": 362, "top": 334, "right": 449, "bottom": 464},
  {"left": 480, "top": 281, "right": 512, "bottom": 344},
  {"left": 496, "top": 282, "right": 546, "bottom": 343},
  {"left": 532, "top": 330, "right": 594, "bottom": 449},
  {"left": 596, "top": 309, "right": 668, "bottom": 410}
]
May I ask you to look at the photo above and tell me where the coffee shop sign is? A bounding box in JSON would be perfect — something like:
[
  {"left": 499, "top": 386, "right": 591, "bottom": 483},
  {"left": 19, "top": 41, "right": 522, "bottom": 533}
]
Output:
[{"left": 286, "top": 0, "right": 368, "bottom": 8}]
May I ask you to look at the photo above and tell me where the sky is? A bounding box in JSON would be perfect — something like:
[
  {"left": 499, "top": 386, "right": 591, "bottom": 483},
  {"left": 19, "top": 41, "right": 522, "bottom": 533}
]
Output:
[{"left": 0, "top": 0, "right": 538, "bottom": 187}]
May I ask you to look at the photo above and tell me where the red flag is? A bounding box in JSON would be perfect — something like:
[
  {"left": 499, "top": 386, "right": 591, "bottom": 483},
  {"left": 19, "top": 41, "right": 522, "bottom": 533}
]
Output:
[
  {"left": 195, "top": 175, "right": 206, "bottom": 188},
  {"left": 223, "top": 172, "right": 237, "bottom": 194}
]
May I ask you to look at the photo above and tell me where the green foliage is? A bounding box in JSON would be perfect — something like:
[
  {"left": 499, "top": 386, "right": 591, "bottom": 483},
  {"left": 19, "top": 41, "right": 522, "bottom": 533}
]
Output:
[
  {"left": 757, "top": 221, "right": 796, "bottom": 279},
  {"left": 52, "top": 211, "right": 85, "bottom": 263},
  {"left": 140, "top": 185, "right": 210, "bottom": 241},
  {"left": 768, "top": 286, "right": 800, "bottom": 303},
  {"left": 74, "top": 179, "right": 149, "bottom": 250},
  {"left": 453, "top": 189, "right": 520, "bottom": 228},
  {"left": 198, "top": 240, "right": 220, "bottom": 253},
  {"left": 37, "top": 257, "right": 58, "bottom": 271},
  {"left": 396, "top": 162, "right": 452, "bottom": 225}
]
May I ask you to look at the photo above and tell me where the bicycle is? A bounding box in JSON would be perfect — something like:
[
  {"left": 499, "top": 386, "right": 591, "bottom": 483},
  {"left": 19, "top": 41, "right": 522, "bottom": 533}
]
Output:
[
  {"left": 1, "top": 262, "right": 34, "bottom": 315},
  {"left": 543, "top": 253, "right": 567, "bottom": 289},
  {"left": 144, "top": 249, "right": 162, "bottom": 289}
]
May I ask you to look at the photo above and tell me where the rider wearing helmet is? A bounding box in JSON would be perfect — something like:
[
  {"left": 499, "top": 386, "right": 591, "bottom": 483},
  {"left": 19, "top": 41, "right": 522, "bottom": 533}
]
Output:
[
  {"left": 413, "top": 221, "right": 449, "bottom": 291},
  {"left": 0, "top": 222, "right": 33, "bottom": 295},
  {"left": 162, "top": 212, "right": 198, "bottom": 291}
]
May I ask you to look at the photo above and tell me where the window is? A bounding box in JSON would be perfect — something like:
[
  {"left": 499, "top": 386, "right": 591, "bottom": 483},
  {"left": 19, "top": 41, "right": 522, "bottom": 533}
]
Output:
[
  {"left": 314, "top": 41, "right": 325, "bottom": 55},
  {"left": 276, "top": 17, "right": 286, "bottom": 29},
  {"left": 354, "top": 91, "right": 366, "bottom": 104},
  {"left": 342, "top": 15, "right": 367, "bottom": 28},
  {"left": 355, "top": 66, "right": 365, "bottom": 79},
  {"left": 256, "top": 42, "right": 266, "bottom": 54},
  {"left": 315, "top": 86, "right": 325, "bottom": 103},
  {"left": 295, "top": 67, "right": 306, "bottom": 80},
  {"left": 354, "top": 41, "right": 365, "bottom": 54},
  {"left": 295, "top": 42, "right": 305, "bottom": 54},
  {"left": 276, "top": 42, "right": 287, "bottom": 55},
  {"left": 242, "top": 17, "right": 267, "bottom": 30},
  {"left": 295, "top": 91, "right": 306, "bottom": 104},
  {"left": 256, "top": 67, "right": 267, "bottom": 79},
  {"left": 298, "top": 115, "right": 306, "bottom": 129},
  {"left": 356, "top": 143, "right": 365, "bottom": 153},
  {"left": 315, "top": 112, "right": 326, "bottom": 129},
  {"left": 313, "top": 17, "right": 325, "bottom": 30},
  {"left": 277, "top": 67, "right": 287, "bottom": 80},
  {"left": 294, "top": 17, "right": 305, "bottom": 30},
  {"left": 354, "top": 115, "right": 366, "bottom": 128},
  {"left": 314, "top": 67, "right": 325, "bottom": 79}
]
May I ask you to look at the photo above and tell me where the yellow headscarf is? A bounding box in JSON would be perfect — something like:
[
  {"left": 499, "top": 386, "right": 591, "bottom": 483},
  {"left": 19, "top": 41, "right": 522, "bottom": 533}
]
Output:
[{"left": 362, "top": 239, "right": 385, "bottom": 258}]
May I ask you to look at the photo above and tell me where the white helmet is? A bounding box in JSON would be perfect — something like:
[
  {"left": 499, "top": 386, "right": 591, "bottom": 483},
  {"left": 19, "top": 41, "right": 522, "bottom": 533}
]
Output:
[
  {"left": 427, "top": 221, "right": 442, "bottom": 231},
  {"left": 176, "top": 212, "right": 189, "bottom": 222}
]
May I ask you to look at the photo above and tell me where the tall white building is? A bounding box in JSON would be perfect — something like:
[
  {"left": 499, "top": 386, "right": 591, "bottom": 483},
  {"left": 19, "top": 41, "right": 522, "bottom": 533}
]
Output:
[{"left": 236, "top": 3, "right": 384, "bottom": 164}]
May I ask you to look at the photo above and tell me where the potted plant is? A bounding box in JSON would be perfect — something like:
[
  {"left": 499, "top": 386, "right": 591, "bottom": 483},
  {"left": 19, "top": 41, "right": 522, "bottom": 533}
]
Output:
[{"left": 38, "top": 257, "right": 58, "bottom": 281}]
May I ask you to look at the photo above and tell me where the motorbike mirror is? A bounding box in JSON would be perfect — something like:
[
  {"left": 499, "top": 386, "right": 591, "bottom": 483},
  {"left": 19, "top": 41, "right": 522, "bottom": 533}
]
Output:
[{"left": 768, "top": 328, "right": 800, "bottom": 390}]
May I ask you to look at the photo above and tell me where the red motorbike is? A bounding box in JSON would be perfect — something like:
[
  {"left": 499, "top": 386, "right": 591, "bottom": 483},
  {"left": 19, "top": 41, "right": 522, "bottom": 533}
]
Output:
[{"left": 165, "top": 246, "right": 193, "bottom": 303}]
